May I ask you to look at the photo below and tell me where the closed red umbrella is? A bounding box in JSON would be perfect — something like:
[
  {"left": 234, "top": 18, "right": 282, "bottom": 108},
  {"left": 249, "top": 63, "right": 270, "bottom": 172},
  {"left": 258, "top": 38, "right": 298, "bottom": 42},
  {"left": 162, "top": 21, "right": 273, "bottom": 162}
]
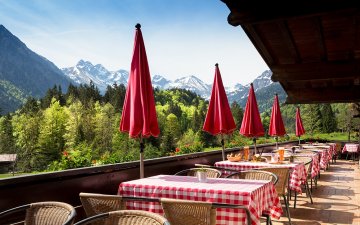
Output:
[
  {"left": 295, "top": 107, "right": 305, "bottom": 144},
  {"left": 240, "top": 83, "right": 264, "bottom": 154},
  {"left": 268, "top": 94, "right": 286, "bottom": 149},
  {"left": 120, "top": 24, "right": 160, "bottom": 178},
  {"left": 203, "top": 63, "right": 236, "bottom": 160}
]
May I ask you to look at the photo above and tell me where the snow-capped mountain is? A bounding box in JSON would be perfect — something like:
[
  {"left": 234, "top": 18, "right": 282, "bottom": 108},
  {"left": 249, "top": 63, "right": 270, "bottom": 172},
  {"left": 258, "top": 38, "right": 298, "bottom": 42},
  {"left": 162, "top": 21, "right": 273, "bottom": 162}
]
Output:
[
  {"left": 61, "top": 61, "right": 285, "bottom": 111},
  {"left": 252, "top": 70, "right": 273, "bottom": 91},
  {"left": 61, "top": 60, "right": 128, "bottom": 93},
  {"left": 169, "top": 75, "right": 211, "bottom": 99},
  {"left": 152, "top": 75, "right": 171, "bottom": 89}
]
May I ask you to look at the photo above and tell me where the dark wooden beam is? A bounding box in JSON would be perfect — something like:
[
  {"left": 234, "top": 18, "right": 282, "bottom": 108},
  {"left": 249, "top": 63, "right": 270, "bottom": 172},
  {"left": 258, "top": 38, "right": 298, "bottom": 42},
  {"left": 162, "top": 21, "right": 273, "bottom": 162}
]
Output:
[
  {"left": 221, "top": 0, "right": 359, "bottom": 26},
  {"left": 278, "top": 21, "right": 301, "bottom": 63},
  {"left": 285, "top": 86, "right": 360, "bottom": 103},
  {"left": 242, "top": 25, "right": 275, "bottom": 66},
  {"left": 271, "top": 61, "right": 360, "bottom": 82}
]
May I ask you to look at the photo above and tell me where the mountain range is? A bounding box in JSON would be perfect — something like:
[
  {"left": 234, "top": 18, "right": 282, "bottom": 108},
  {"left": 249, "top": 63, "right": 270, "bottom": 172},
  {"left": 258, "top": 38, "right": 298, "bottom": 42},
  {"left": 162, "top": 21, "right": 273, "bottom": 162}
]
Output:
[
  {"left": 62, "top": 61, "right": 286, "bottom": 111},
  {"left": 0, "top": 25, "right": 72, "bottom": 113},
  {"left": 0, "top": 24, "right": 286, "bottom": 114}
]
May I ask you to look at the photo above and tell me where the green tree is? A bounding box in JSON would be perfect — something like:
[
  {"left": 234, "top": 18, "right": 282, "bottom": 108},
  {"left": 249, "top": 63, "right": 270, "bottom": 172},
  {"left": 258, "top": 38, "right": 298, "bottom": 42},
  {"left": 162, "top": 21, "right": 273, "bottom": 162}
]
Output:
[
  {"left": 0, "top": 115, "right": 16, "bottom": 154},
  {"left": 38, "top": 98, "right": 68, "bottom": 169},
  {"left": 20, "top": 97, "right": 40, "bottom": 115},
  {"left": 161, "top": 114, "right": 180, "bottom": 153},
  {"left": 63, "top": 100, "right": 84, "bottom": 148},
  {"left": 321, "top": 104, "right": 337, "bottom": 133},
  {"left": 93, "top": 102, "right": 115, "bottom": 157},
  {"left": 12, "top": 112, "right": 41, "bottom": 172},
  {"left": 302, "top": 104, "right": 322, "bottom": 135},
  {"left": 231, "top": 101, "right": 243, "bottom": 130}
]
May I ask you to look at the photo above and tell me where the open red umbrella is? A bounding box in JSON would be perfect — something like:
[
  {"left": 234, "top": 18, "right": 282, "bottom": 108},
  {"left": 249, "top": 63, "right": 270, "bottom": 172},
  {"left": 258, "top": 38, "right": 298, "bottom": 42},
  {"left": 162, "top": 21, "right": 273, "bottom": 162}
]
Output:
[
  {"left": 268, "top": 94, "right": 286, "bottom": 149},
  {"left": 120, "top": 24, "right": 160, "bottom": 178},
  {"left": 239, "top": 83, "right": 264, "bottom": 154},
  {"left": 203, "top": 63, "right": 236, "bottom": 161},
  {"left": 295, "top": 107, "right": 305, "bottom": 144}
]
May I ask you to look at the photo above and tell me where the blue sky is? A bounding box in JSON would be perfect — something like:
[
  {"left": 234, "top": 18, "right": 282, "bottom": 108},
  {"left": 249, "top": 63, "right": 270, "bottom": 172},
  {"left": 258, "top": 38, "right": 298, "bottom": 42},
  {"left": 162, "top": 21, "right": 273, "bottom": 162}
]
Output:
[{"left": 0, "top": 0, "right": 269, "bottom": 86}]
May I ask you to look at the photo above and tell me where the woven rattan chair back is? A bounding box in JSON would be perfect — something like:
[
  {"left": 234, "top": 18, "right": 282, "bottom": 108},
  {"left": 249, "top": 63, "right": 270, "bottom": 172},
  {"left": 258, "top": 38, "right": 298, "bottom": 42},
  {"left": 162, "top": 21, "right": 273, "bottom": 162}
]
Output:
[
  {"left": 79, "top": 192, "right": 124, "bottom": 222},
  {"left": 257, "top": 167, "right": 290, "bottom": 195},
  {"left": 0, "top": 201, "right": 76, "bottom": 225},
  {"left": 174, "top": 168, "right": 222, "bottom": 178},
  {"left": 23, "top": 202, "right": 75, "bottom": 225},
  {"left": 294, "top": 156, "right": 312, "bottom": 176},
  {"left": 74, "top": 210, "right": 169, "bottom": 225},
  {"left": 225, "top": 170, "right": 278, "bottom": 185},
  {"left": 160, "top": 198, "right": 216, "bottom": 225}
]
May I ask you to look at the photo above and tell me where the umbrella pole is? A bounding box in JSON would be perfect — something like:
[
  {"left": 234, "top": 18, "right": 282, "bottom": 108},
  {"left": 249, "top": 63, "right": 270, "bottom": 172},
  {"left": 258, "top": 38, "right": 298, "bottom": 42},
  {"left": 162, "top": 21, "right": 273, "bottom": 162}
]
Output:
[
  {"left": 221, "top": 134, "right": 225, "bottom": 161},
  {"left": 298, "top": 136, "right": 301, "bottom": 145},
  {"left": 253, "top": 138, "right": 257, "bottom": 155},
  {"left": 275, "top": 136, "right": 278, "bottom": 149},
  {"left": 140, "top": 137, "right": 144, "bottom": 178}
]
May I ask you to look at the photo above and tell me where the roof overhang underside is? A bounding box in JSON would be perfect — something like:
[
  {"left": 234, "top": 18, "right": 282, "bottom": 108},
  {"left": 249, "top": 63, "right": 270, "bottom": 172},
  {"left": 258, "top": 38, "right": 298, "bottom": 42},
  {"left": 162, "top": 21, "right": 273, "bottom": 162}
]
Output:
[{"left": 221, "top": 0, "right": 360, "bottom": 104}]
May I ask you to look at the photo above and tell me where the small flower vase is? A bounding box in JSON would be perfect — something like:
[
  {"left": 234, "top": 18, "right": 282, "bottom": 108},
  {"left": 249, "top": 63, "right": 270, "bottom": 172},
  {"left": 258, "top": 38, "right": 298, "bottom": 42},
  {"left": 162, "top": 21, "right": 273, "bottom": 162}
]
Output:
[{"left": 196, "top": 171, "right": 207, "bottom": 182}]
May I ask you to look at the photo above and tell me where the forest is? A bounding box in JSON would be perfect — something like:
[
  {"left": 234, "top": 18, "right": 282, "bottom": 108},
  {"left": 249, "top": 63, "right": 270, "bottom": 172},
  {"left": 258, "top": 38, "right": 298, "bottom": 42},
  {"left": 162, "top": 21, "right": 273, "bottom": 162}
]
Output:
[{"left": 0, "top": 82, "right": 359, "bottom": 173}]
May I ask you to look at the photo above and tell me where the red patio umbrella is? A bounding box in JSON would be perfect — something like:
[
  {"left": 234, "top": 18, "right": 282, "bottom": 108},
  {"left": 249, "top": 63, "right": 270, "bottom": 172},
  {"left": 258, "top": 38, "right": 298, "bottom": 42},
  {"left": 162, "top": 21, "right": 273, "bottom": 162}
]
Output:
[
  {"left": 268, "top": 94, "right": 286, "bottom": 149},
  {"left": 295, "top": 107, "right": 305, "bottom": 144},
  {"left": 239, "top": 83, "right": 264, "bottom": 154},
  {"left": 120, "top": 24, "right": 160, "bottom": 178},
  {"left": 203, "top": 63, "right": 236, "bottom": 161}
]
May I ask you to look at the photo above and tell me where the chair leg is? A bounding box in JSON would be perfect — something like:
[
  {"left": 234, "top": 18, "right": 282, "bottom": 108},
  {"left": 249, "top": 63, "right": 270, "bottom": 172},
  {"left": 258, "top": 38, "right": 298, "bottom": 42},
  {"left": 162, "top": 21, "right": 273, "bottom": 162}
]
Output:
[
  {"left": 293, "top": 192, "right": 297, "bottom": 208},
  {"left": 305, "top": 181, "right": 313, "bottom": 204},
  {"left": 266, "top": 214, "right": 272, "bottom": 225},
  {"left": 310, "top": 177, "right": 313, "bottom": 193},
  {"left": 283, "top": 195, "right": 292, "bottom": 225}
]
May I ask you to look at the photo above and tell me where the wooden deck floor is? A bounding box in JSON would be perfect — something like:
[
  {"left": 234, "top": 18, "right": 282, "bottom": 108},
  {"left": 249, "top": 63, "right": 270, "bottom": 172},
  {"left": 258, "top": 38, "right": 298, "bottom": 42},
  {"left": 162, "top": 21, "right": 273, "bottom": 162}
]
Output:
[{"left": 271, "top": 160, "right": 360, "bottom": 225}]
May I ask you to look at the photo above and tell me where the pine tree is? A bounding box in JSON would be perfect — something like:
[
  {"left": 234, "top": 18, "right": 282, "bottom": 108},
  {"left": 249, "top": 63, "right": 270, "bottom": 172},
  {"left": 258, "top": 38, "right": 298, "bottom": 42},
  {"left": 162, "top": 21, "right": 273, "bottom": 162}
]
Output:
[
  {"left": 0, "top": 115, "right": 16, "bottom": 154},
  {"left": 321, "top": 104, "right": 337, "bottom": 133},
  {"left": 231, "top": 101, "right": 243, "bottom": 130},
  {"left": 302, "top": 104, "right": 322, "bottom": 135}
]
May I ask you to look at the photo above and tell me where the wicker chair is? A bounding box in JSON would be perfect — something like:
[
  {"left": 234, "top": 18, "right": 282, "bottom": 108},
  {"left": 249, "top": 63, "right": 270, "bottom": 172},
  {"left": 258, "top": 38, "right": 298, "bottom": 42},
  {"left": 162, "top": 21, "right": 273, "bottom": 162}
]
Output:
[
  {"left": 0, "top": 201, "right": 76, "bottom": 225},
  {"left": 293, "top": 156, "right": 314, "bottom": 208},
  {"left": 174, "top": 168, "right": 222, "bottom": 178},
  {"left": 333, "top": 142, "right": 342, "bottom": 163},
  {"left": 257, "top": 167, "right": 292, "bottom": 225},
  {"left": 225, "top": 170, "right": 278, "bottom": 185},
  {"left": 74, "top": 210, "right": 169, "bottom": 225},
  {"left": 160, "top": 198, "right": 252, "bottom": 225},
  {"left": 160, "top": 198, "right": 216, "bottom": 225},
  {"left": 79, "top": 192, "right": 124, "bottom": 220}
]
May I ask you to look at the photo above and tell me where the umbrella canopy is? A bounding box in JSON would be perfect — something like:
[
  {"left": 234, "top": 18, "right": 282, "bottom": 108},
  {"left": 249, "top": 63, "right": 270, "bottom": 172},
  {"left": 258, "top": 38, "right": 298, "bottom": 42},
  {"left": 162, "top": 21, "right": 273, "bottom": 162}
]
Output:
[
  {"left": 268, "top": 94, "right": 286, "bottom": 136},
  {"left": 203, "top": 63, "right": 236, "bottom": 160},
  {"left": 239, "top": 83, "right": 264, "bottom": 154},
  {"left": 295, "top": 107, "right": 305, "bottom": 137},
  {"left": 268, "top": 94, "right": 286, "bottom": 149},
  {"left": 119, "top": 24, "right": 159, "bottom": 178}
]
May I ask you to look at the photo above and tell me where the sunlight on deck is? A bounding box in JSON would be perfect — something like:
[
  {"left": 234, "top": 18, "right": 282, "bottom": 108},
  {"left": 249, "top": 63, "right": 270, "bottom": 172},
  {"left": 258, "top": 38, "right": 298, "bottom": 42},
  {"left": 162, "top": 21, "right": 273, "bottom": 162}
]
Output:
[{"left": 271, "top": 160, "right": 360, "bottom": 225}]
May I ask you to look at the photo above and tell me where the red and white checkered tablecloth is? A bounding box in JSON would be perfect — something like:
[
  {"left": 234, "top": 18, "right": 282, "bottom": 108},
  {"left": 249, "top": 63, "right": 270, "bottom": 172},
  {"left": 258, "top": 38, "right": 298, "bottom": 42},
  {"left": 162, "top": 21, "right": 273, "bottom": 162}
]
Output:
[
  {"left": 342, "top": 143, "right": 359, "bottom": 153},
  {"left": 214, "top": 161, "right": 306, "bottom": 194},
  {"left": 303, "top": 146, "right": 330, "bottom": 170},
  {"left": 294, "top": 152, "right": 320, "bottom": 178},
  {"left": 118, "top": 175, "right": 283, "bottom": 225},
  {"left": 303, "top": 143, "right": 337, "bottom": 167}
]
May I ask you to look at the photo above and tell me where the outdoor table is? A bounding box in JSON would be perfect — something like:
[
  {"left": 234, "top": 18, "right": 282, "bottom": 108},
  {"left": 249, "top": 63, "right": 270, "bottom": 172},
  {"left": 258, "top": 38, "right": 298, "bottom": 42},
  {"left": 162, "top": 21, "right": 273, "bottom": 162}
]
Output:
[
  {"left": 118, "top": 174, "right": 283, "bottom": 225},
  {"left": 214, "top": 160, "right": 306, "bottom": 194},
  {"left": 302, "top": 146, "right": 330, "bottom": 170},
  {"left": 342, "top": 143, "right": 359, "bottom": 160},
  {"left": 294, "top": 152, "right": 320, "bottom": 179}
]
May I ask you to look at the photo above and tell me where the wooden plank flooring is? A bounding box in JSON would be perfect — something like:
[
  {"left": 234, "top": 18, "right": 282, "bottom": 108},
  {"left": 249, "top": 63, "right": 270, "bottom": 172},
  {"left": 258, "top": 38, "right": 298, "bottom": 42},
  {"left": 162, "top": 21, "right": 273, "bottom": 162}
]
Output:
[{"left": 271, "top": 160, "right": 360, "bottom": 225}]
